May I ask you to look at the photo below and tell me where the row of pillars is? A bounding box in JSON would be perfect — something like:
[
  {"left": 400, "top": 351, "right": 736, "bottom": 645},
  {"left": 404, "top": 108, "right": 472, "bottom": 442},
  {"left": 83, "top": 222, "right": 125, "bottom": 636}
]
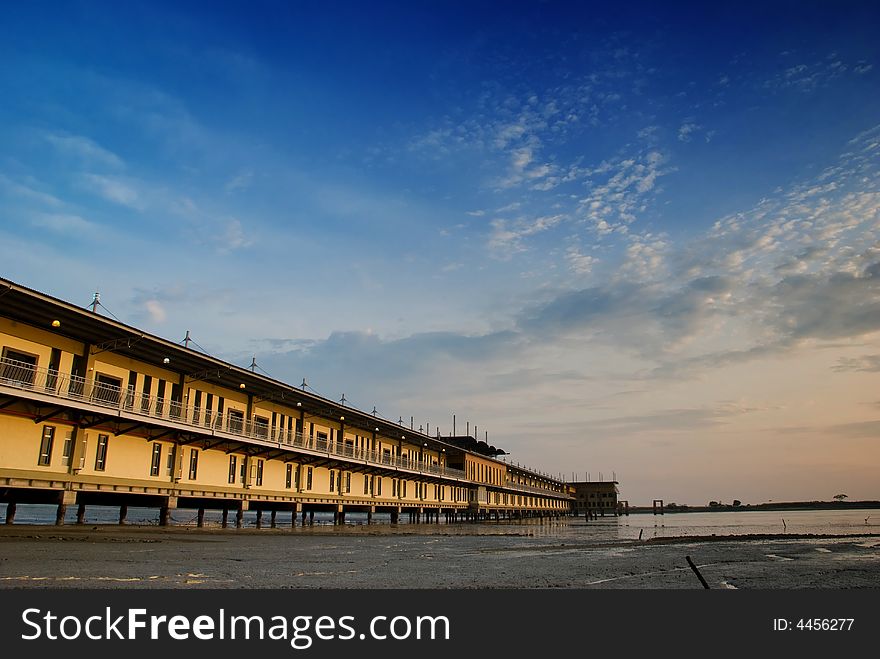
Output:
[{"left": 4, "top": 498, "right": 567, "bottom": 527}]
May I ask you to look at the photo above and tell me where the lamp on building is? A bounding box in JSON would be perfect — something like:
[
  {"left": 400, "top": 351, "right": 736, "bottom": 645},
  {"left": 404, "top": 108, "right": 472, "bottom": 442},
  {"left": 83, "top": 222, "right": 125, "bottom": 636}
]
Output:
[
  {"left": 163, "top": 357, "right": 170, "bottom": 364},
  {"left": 239, "top": 383, "right": 246, "bottom": 389},
  {"left": 51, "top": 320, "right": 61, "bottom": 328}
]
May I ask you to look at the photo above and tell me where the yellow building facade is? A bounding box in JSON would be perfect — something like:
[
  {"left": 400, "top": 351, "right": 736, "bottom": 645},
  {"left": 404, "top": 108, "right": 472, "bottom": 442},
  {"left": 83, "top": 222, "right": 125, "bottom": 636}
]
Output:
[{"left": 0, "top": 277, "right": 572, "bottom": 526}]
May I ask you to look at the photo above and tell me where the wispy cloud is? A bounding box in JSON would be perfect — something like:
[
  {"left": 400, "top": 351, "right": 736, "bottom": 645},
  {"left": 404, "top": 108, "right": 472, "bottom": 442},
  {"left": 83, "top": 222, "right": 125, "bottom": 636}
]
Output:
[
  {"left": 44, "top": 132, "right": 124, "bottom": 169},
  {"left": 29, "top": 212, "right": 99, "bottom": 235},
  {"left": 578, "top": 150, "right": 671, "bottom": 236},
  {"left": 224, "top": 170, "right": 253, "bottom": 193},
  {"left": 764, "top": 52, "right": 871, "bottom": 92},
  {"left": 488, "top": 214, "right": 566, "bottom": 257},
  {"left": 833, "top": 354, "right": 880, "bottom": 372},
  {"left": 677, "top": 120, "right": 702, "bottom": 142},
  {"left": 79, "top": 173, "right": 143, "bottom": 209},
  {"left": 0, "top": 174, "right": 64, "bottom": 208},
  {"left": 565, "top": 243, "right": 597, "bottom": 275},
  {"left": 214, "top": 218, "right": 253, "bottom": 254}
]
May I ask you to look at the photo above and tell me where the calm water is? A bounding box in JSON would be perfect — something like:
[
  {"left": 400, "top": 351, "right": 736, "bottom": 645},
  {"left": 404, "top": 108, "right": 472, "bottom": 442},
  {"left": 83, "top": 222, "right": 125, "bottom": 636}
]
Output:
[{"left": 1, "top": 503, "right": 876, "bottom": 540}]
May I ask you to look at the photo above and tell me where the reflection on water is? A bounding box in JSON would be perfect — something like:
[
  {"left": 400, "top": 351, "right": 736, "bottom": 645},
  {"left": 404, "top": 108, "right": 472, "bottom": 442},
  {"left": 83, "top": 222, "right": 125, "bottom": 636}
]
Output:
[{"left": 0, "top": 503, "right": 876, "bottom": 539}]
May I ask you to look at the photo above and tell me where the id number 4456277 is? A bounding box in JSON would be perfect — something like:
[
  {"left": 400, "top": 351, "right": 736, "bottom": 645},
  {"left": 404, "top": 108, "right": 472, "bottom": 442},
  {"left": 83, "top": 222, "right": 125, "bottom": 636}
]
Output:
[{"left": 773, "top": 618, "right": 854, "bottom": 631}]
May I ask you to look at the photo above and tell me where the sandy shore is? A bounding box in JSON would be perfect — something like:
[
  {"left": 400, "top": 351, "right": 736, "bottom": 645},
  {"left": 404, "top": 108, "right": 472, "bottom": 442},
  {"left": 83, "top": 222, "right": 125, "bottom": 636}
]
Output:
[{"left": 1, "top": 524, "right": 878, "bottom": 589}]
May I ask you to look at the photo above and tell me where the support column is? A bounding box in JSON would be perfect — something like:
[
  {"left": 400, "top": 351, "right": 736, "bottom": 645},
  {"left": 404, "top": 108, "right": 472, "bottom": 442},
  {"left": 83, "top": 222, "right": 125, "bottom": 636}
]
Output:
[
  {"left": 221, "top": 508, "right": 229, "bottom": 528},
  {"left": 56, "top": 491, "right": 76, "bottom": 526},
  {"left": 159, "top": 496, "right": 177, "bottom": 527},
  {"left": 292, "top": 503, "right": 301, "bottom": 528},
  {"left": 367, "top": 506, "right": 374, "bottom": 524},
  {"left": 235, "top": 506, "right": 244, "bottom": 528},
  {"left": 337, "top": 505, "right": 345, "bottom": 525},
  {"left": 76, "top": 503, "right": 86, "bottom": 524},
  {"left": 118, "top": 505, "right": 128, "bottom": 525},
  {"left": 4, "top": 502, "right": 16, "bottom": 525},
  {"left": 270, "top": 510, "right": 277, "bottom": 528},
  {"left": 197, "top": 508, "right": 205, "bottom": 528},
  {"left": 390, "top": 507, "right": 399, "bottom": 524},
  {"left": 256, "top": 510, "right": 263, "bottom": 529},
  {"left": 309, "top": 510, "right": 314, "bottom": 525}
]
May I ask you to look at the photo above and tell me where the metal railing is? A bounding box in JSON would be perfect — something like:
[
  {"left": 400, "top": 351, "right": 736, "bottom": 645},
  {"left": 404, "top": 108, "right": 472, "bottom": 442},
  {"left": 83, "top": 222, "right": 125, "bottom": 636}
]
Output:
[{"left": 0, "top": 356, "right": 469, "bottom": 480}]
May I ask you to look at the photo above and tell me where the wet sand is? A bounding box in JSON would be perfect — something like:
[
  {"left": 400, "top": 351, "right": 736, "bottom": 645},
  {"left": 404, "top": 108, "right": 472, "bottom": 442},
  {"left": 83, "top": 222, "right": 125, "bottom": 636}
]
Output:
[{"left": 1, "top": 523, "right": 878, "bottom": 589}]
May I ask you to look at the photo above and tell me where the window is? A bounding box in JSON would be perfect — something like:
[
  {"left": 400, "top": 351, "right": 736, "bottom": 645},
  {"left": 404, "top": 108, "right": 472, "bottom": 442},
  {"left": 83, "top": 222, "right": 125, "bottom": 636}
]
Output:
[
  {"left": 38, "top": 426, "right": 55, "bottom": 465},
  {"left": 192, "top": 390, "right": 202, "bottom": 424},
  {"left": 61, "top": 430, "right": 73, "bottom": 467},
  {"left": 345, "top": 472, "right": 351, "bottom": 493},
  {"left": 285, "top": 464, "right": 292, "bottom": 489},
  {"left": 392, "top": 479, "right": 397, "bottom": 497},
  {"left": 330, "top": 470, "right": 336, "bottom": 492},
  {"left": 364, "top": 474, "right": 369, "bottom": 495},
  {"left": 150, "top": 443, "right": 162, "bottom": 476},
  {"left": 228, "top": 455, "right": 238, "bottom": 484},
  {"left": 316, "top": 431, "right": 328, "bottom": 449},
  {"left": 1, "top": 348, "right": 37, "bottom": 386},
  {"left": 166, "top": 449, "right": 175, "bottom": 476},
  {"left": 125, "top": 371, "right": 137, "bottom": 409},
  {"left": 141, "top": 375, "right": 153, "bottom": 413},
  {"left": 240, "top": 461, "right": 246, "bottom": 484},
  {"left": 254, "top": 415, "right": 269, "bottom": 439},
  {"left": 93, "top": 373, "right": 121, "bottom": 405},
  {"left": 188, "top": 448, "right": 198, "bottom": 480},
  {"left": 169, "top": 382, "right": 182, "bottom": 419},
  {"left": 228, "top": 409, "right": 244, "bottom": 434},
  {"left": 294, "top": 464, "right": 301, "bottom": 490},
  {"left": 47, "top": 348, "right": 62, "bottom": 392},
  {"left": 95, "top": 434, "right": 109, "bottom": 471},
  {"left": 377, "top": 477, "right": 382, "bottom": 496},
  {"left": 306, "top": 467, "right": 313, "bottom": 490},
  {"left": 255, "top": 459, "right": 264, "bottom": 486},
  {"left": 154, "top": 379, "right": 166, "bottom": 415},
  {"left": 204, "top": 394, "right": 214, "bottom": 427},
  {"left": 402, "top": 480, "right": 407, "bottom": 498}
]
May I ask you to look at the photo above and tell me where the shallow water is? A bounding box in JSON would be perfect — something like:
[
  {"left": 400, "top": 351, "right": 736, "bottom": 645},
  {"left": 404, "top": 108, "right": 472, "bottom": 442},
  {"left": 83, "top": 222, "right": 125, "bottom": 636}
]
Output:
[{"left": 1, "top": 503, "right": 876, "bottom": 539}]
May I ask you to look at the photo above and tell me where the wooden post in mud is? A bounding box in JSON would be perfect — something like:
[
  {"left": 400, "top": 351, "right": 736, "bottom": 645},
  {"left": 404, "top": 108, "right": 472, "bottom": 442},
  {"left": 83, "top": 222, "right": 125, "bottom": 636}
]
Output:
[{"left": 686, "top": 555, "right": 710, "bottom": 589}]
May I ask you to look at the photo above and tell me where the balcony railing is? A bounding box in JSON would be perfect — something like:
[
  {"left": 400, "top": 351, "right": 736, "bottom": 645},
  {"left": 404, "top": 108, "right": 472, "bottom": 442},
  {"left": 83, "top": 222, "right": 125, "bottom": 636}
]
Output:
[{"left": 0, "top": 356, "right": 469, "bottom": 481}]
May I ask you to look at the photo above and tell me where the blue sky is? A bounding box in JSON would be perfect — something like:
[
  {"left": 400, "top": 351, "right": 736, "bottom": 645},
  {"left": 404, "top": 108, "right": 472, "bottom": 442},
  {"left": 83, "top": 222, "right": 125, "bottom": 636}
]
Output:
[{"left": 2, "top": 1, "right": 880, "bottom": 504}]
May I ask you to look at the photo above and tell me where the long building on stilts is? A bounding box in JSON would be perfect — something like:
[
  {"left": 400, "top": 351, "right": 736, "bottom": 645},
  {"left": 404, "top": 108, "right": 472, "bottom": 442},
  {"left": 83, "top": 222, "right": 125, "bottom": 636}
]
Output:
[{"left": 0, "top": 277, "right": 572, "bottom": 527}]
